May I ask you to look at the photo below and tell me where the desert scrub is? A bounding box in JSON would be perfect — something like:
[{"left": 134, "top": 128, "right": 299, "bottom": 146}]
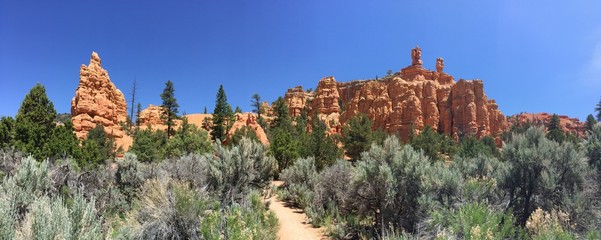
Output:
[
  {"left": 200, "top": 191, "right": 278, "bottom": 240},
  {"left": 0, "top": 156, "right": 104, "bottom": 239},
  {"left": 428, "top": 202, "right": 522, "bottom": 240},
  {"left": 15, "top": 194, "right": 103, "bottom": 240},
  {"left": 118, "top": 176, "right": 278, "bottom": 240},
  {"left": 206, "top": 137, "right": 275, "bottom": 205}
]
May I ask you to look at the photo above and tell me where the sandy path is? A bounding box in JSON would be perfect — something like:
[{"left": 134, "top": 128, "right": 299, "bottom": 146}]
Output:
[{"left": 270, "top": 181, "right": 327, "bottom": 240}]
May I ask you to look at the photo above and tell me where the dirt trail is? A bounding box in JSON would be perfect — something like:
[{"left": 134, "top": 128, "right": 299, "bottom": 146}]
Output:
[{"left": 270, "top": 181, "right": 327, "bottom": 240}]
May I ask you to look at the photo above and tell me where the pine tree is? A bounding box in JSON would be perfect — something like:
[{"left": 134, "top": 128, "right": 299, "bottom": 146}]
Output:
[
  {"left": 14, "top": 83, "right": 58, "bottom": 160},
  {"left": 235, "top": 106, "right": 242, "bottom": 113},
  {"left": 128, "top": 78, "right": 137, "bottom": 127},
  {"left": 309, "top": 114, "right": 341, "bottom": 170},
  {"left": 160, "top": 80, "right": 179, "bottom": 138},
  {"left": 596, "top": 97, "right": 601, "bottom": 121},
  {"left": 271, "top": 97, "right": 291, "bottom": 130},
  {"left": 342, "top": 113, "right": 373, "bottom": 161},
  {"left": 586, "top": 114, "right": 598, "bottom": 132},
  {"left": 211, "top": 85, "right": 234, "bottom": 142},
  {"left": 136, "top": 102, "right": 142, "bottom": 126},
  {"left": 251, "top": 93, "right": 263, "bottom": 119},
  {"left": 546, "top": 114, "right": 565, "bottom": 143}
]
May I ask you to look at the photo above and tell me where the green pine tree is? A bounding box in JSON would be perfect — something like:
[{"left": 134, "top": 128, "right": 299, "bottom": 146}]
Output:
[
  {"left": 546, "top": 114, "right": 565, "bottom": 143},
  {"left": 309, "top": 114, "right": 341, "bottom": 170},
  {"left": 160, "top": 80, "right": 179, "bottom": 138},
  {"left": 342, "top": 113, "right": 373, "bottom": 161},
  {"left": 251, "top": 93, "right": 263, "bottom": 119},
  {"left": 14, "top": 83, "right": 58, "bottom": 160},
  {"left": 271, "top": 97, "right": 291, "bottom": 130},
  {"left": 211, "top": 85, "right": 234, "bottom": 142},
  {"left": 235, "top": 106, "right": 242, "bottom": 113},
  {"left": 586, "top": 114, "right": 598, "bottom": 132},
  {"left": 596, "top": 97, "right": 601, "bottom": 121},
  {"left": 136, "top": 102, "right": 142, "bottom": 126}
]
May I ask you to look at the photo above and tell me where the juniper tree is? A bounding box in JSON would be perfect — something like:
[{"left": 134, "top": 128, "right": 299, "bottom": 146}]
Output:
[
  {"left": 0, "top": 116, "right": 15, "bottom": 149},
  {"left": 211, "top": 85, "right": 234, "bottom": 142},
  {"left": 14, "top": 83, "right": 58, "bottom": 160},
  {"left": 160, "top": 80, "right": 179, "bottom": 138}
]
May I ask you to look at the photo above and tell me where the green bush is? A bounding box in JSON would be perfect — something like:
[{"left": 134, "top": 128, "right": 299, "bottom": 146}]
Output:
[
  {"left": 130, "top": 127, "right": 166, "bottom": 162},
  {"left": 163, "top": 117, "right": 211, "bottom": 159}
]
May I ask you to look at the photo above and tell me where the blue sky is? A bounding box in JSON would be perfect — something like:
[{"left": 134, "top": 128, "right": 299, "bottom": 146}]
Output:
[{"left": 1, "top": 1, "right": 600, "bottom": 120}]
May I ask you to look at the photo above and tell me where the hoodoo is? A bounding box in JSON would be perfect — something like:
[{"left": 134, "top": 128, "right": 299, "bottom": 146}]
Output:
[{"left": 71, "top": 52, "right": 128, "bottom": 142}]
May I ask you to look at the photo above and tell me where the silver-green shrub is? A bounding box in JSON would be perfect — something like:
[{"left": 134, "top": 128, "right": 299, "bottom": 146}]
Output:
[
  {"left": 501, "top": 127, "right": 590, "bottom": 227},
  {"left": 347, "top": 136, "right": 435, "bottom": 234},
  {"left": 16, "top": 194, "right": 102, "bottom": 240},
  {"left": 279, "top": 156, "right": 317, "bottom": 209},
  {"left": 206, "top": 137, "right": 275, "bottom": 205}
]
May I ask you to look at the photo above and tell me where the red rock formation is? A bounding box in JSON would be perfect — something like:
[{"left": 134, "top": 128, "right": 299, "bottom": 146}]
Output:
[
  {"left": 71, "top": 52, "right": 128, "bottom": 142},
  {"left": 225, "top": 113, "right": 269, "bottom": 145},
  {"left": 284, "top": 86, "right": 312, "bottom": 117},
  {"left": 138, "top": 104, "right": 166, "bottom": 126},
  {"left": 284, "top": 47, "right": 508, "bottom": 143},
  {"left": 507, "top": 113, "right": 585, "bottom": 137}
]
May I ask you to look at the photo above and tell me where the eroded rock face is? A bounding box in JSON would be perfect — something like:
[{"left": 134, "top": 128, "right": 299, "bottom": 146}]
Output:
[
  {"left": 71, "top": 52, "right": 127, "bottom": 141},
  {"left": 284, "top": 47, "right": 509, "bottom": 143},
  {"left": 284, "top": 86, "right": 312, "bottom": 117},
  {"left": 137, "top": 104, "right": 165, "bottom": 126},
  {"left": 225, "top": 113, "right": 269, "bottom": 145},
  {"left": 508, "top": 113, "right": 585, "bottom": 137}
]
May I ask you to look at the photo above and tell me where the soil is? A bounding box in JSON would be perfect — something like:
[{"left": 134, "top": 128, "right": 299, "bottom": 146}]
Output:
[{"left": 270, "top": 181, "right": 327, "bottom": 240}]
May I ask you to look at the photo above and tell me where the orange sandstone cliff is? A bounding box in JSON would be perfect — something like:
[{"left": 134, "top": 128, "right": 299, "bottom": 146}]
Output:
[{"left": 284, "top": 47, "right": 508, "bottom": 143}]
